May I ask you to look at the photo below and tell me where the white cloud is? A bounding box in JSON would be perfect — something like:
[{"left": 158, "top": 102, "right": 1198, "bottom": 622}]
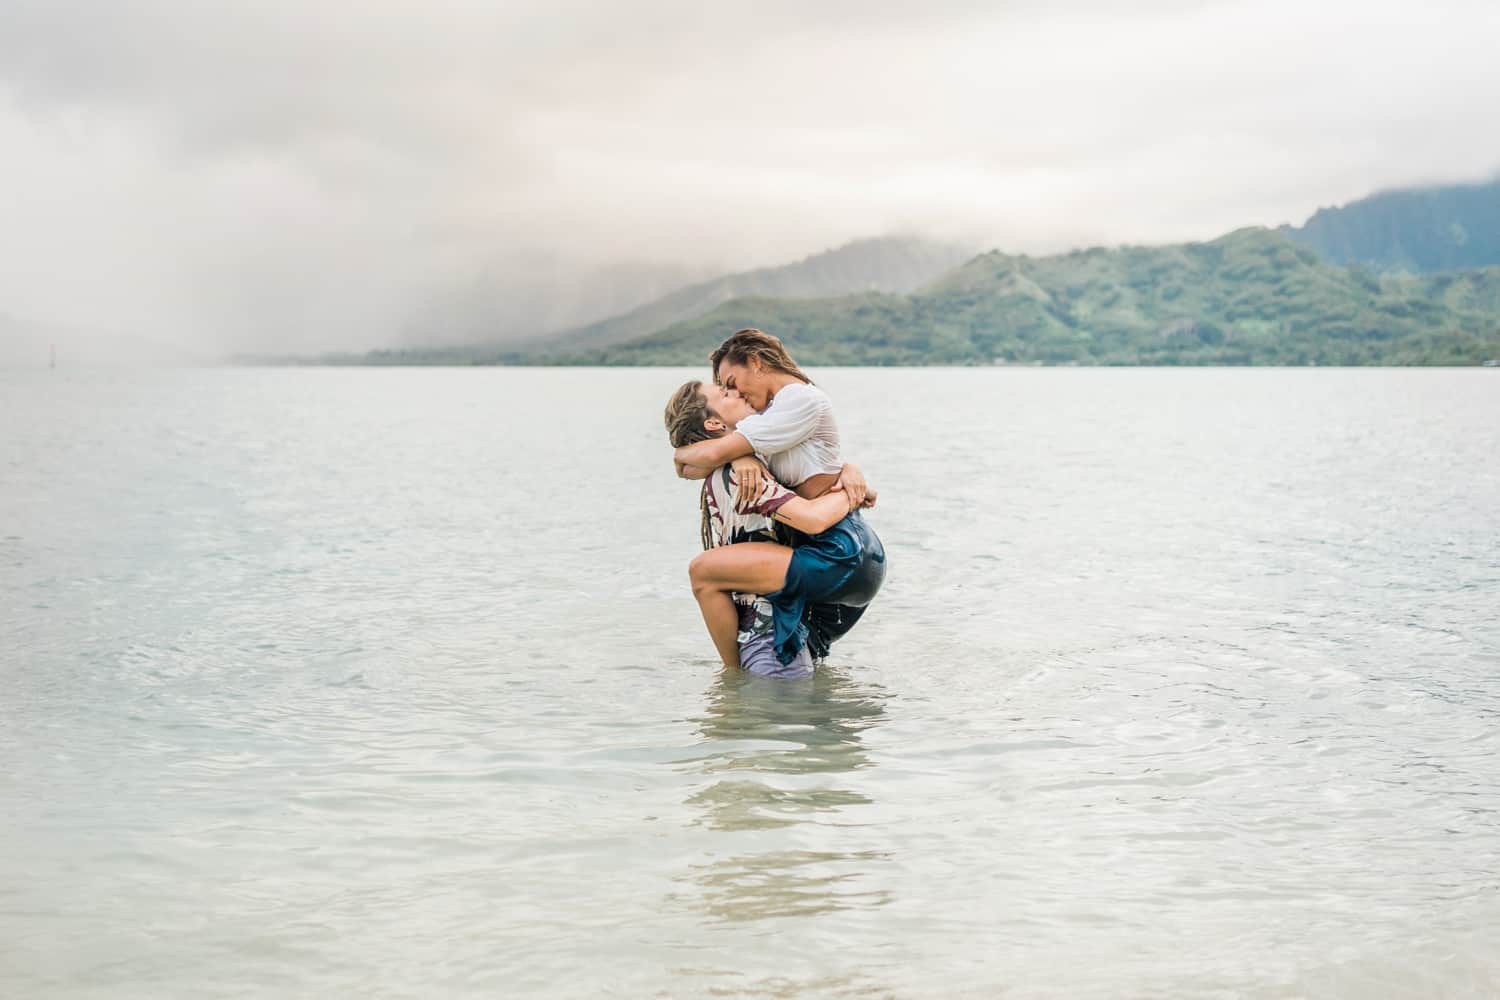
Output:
[{"left": 1, "top": 0, "right": 1497, "bottom": 357}]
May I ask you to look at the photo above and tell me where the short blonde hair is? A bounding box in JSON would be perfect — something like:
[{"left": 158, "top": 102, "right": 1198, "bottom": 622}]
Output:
[
  {"left": 662, "top": 379, "right": 722, "bottom": 550},
  {"left": 663, "top": 380, "right": 720, "bottom": 448}
]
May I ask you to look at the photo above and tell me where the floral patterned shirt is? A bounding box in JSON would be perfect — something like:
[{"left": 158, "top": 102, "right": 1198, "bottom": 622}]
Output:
[{"left": 701, "top": 462, "right": 797, "bottom": 643}]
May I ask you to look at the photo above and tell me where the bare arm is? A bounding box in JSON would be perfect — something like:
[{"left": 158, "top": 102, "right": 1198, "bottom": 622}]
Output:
[
  {"left": 771, "top": 490, "right": 856, "bottom": 535},
  {"left": 676, "top": 453, "right": 761, "bottom": 488},
  {"left": 674, "top": 432, "right": 754, "bottom": 471}
]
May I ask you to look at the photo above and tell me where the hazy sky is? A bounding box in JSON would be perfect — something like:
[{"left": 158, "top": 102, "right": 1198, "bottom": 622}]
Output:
[{"left": 3, "top": 0, "right": 1499, "bottom": 359}]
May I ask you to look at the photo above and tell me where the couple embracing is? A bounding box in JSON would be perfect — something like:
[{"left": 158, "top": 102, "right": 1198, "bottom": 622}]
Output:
[{"left": 663, "top": 328, "right": 886, "bottom": 678}]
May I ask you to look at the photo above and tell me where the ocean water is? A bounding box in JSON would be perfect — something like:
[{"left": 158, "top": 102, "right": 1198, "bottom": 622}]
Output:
[{"left": 3, "top": 366, "right": 1498, "bottom": 999}]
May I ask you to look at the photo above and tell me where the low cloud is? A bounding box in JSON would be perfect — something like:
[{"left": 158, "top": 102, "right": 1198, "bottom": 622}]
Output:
[{"left": 1, "top": 0, "right": 1497, "bottom": 359}]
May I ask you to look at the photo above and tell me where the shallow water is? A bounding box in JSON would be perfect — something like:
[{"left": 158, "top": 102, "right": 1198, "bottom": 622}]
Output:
[{"left": 3, "top": 366, "right": 1498, "bottom": 998}]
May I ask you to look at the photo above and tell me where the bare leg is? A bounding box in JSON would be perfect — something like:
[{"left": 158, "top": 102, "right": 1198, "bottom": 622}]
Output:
[
  {"left": 693, "top": 586, "right": 742, "bottom": 669},
  {"left": 687, "top": 543, "right": 795, "bottom": 669}
]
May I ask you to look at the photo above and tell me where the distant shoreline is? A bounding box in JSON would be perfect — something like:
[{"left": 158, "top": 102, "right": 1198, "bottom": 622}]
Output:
[{"left": 228, "top": 359, "right": 1500, "bottom": 370}]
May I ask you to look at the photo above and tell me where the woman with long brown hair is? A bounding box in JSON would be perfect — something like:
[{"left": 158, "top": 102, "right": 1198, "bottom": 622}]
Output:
[{"left": 668, "top": 329, "right": 886, "bottom": 669}]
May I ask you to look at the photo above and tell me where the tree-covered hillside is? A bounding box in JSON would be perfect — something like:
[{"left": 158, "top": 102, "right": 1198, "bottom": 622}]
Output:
[
  {"left": 1282, "top": 177, "right": 1500, "bottom": 273},
  {"left": 546, "top": 229, "right": 1500, "bottom": 366}
]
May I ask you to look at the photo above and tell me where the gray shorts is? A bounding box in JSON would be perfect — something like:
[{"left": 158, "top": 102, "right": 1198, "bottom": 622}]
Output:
[{"left": 739, "top": 632, "right": 815, "bottom": 678}]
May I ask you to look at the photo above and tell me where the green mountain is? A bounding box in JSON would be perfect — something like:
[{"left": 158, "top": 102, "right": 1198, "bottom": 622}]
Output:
[
  {"left": 1282, "top": 177, "right": 1500, "bottom": 273},
  {"left": 522, "top": 235, "right": 975, "bottom": 356},
  {"left": 551, "top": 228, "right": 1500, "bottom": 367},
  {"left": 342, "top": 236, "right": 974, "bottom": 365}
]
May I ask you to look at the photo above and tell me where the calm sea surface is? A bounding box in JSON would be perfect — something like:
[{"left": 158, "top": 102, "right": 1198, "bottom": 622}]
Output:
[{"left": 3, "top": 367, "right": 1498, "bottom": 998}]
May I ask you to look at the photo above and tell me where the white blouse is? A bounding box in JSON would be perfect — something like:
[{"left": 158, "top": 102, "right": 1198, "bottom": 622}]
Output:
[{"left": 734, "top": 382, "right": 843, "bottom": 488}]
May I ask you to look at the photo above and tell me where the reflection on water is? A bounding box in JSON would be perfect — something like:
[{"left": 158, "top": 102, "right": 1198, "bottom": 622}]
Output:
[
  {"left": 680, "top": 666, "right": 891, "bottom": 923},
  {"left": 692, "top": 665, "right": 885, "bottom": 777}
]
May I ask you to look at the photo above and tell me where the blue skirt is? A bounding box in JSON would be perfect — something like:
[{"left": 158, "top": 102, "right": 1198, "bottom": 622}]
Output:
[{"left": 766, "top": 511, "right": 886, "bottom": 665}]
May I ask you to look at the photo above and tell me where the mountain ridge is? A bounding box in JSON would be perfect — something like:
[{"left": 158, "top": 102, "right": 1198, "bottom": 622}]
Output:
[
  {"left": 272, "top": 175, "right": 1500, "bottom": 367},
  {"left": 338, "top": 236, "right": 976, "bottom": 365},
  {"left": 555, "top": 228, "right": 1500, "bottom": 367},
  {"left": 1281, "top": 176, "right": 1500, "bottom": 273}
]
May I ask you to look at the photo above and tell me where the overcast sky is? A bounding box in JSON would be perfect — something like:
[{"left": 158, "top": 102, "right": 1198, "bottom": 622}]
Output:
[{"left": 3, "top": 0, "right": 1499, "bottom": 359}]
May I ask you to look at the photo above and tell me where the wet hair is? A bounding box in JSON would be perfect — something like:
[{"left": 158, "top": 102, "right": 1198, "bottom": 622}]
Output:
[
  {"left": 663, "top": 379, "right": 723, "bottom": 549},
  {"left": 663, "top": 380, "right": 722, "bottom": 448},
  {"left": 708, "top": 328, "right": 813, "bottom": 387}
]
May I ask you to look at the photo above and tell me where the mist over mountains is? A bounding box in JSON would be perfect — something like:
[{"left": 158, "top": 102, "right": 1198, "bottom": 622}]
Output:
[
  {"left": 398, "top": 256, "right": 717, "bottom": 350},
  {"left": 315, "top": 176, "right": 1500, "bottom": 368},
  {"left": 521, "top": 236, "right": 977, "bottom": 358},
  {"left": 6, "top": 1, "right": 1500, "bottom": 366},
  {"left": 339, "top": 237, "right": 975, "bottom": 365}
]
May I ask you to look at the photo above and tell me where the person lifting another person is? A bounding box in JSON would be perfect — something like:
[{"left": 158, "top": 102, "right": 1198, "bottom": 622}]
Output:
[{"left": 664, "top": 328, "right": 886, "bottom": 673}]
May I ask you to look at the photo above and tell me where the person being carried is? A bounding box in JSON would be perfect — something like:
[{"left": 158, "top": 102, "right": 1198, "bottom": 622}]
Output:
[
  {"left": 664, "top": 379, "right": 859, "bottom": 676},
  {"left": 668, "top": 329, "right": 886, "bottom": 668}
]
